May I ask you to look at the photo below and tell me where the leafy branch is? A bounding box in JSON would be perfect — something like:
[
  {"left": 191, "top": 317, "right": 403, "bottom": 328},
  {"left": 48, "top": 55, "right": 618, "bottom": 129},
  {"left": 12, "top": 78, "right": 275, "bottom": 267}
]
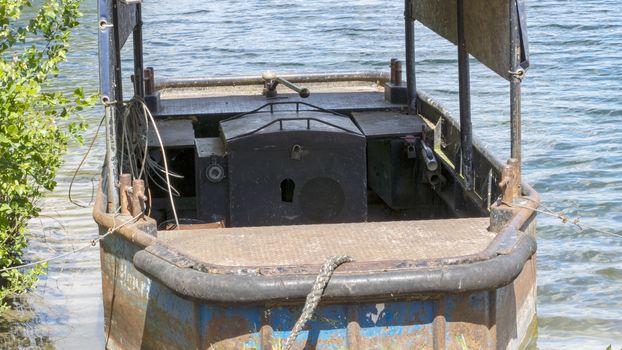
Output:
[{"left": 0, "top": 0, "right": 95, "bottom": 308}]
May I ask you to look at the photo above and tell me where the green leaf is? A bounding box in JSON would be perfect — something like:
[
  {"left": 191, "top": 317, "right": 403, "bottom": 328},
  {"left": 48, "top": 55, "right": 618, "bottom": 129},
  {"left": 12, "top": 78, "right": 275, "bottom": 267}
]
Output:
[{"left": 6, "top": 125, "right": 18, "bottom": 137}]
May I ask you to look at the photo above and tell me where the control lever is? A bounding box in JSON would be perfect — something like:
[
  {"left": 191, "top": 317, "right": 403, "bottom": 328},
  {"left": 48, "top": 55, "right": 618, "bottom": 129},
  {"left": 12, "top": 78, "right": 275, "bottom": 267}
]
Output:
[{"left": 262, "top": 71, "right": 310, "bottom": 98}]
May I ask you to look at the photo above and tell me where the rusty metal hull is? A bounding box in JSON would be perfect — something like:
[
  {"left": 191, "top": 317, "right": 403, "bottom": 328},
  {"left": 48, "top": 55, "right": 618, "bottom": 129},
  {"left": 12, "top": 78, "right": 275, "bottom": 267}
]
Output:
[
  {"left": 98, "top": 218, "right": 537, "bottom": 350},
  {"left": 94, "top": 90, "right": 540, "bottom": 348}
]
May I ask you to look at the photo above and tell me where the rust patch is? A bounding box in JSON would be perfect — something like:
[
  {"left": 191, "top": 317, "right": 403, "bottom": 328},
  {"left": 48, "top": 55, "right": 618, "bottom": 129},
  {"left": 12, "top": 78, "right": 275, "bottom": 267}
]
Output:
[
  {"left": 346, "top": 306, "right": 361, "bottom": 350},
  {"left": 433, "top": 299, "right": 446, "bottom": 350},
  {"left": 101, "top": 247, "right": 147, "bottom": 350},
  {"left": 499, "top": 158, "right": 521, "bottom": 203},
  {"left": 445, "top": 293, "right": 494, "bottom": 350},
  {"left": 204, "top": 314, "right": 255, "bottom": 350}
]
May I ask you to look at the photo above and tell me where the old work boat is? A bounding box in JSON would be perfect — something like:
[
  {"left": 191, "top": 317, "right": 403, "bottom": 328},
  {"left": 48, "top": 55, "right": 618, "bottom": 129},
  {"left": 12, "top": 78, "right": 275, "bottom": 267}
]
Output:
[{"left": 94, "top": 0, "right": 539, "bottom": 349}]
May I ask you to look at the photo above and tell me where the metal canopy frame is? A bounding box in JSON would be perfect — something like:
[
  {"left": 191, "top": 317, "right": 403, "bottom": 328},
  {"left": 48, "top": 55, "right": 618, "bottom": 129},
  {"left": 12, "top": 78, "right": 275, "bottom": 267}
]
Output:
[
  {"left": 98, "top": 0, "right": 145, "bottom": 211},
  {"left": 96, "top": 0, "right": 530, "bottom": 210},
  {"left": 98, "top": 0, "right": 145, "bottom": 104},
  {"left": 407, "top": 0, "right": 530, "bottom": 188}
]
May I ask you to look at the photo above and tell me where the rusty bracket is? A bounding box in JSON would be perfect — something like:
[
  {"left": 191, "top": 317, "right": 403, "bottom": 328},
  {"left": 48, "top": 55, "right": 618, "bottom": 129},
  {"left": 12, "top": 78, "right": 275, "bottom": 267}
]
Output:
[
  {"left": 121, "top": 176, "right": 147, "bottom": 218},
  {"left": 144, "top": 67, "right": 155, "bottom": 95},
  {"left": 130, "top": 179, "right": 147, "bottom": 218},
  {"left": 119, "top": 173, "right": 132, "bottom": 215},
  {"left": 390, "top": 58, "right": 403, "bottom": 85},
  {"left": 498, "top": 158, "right": 521, "bottom": 203}
]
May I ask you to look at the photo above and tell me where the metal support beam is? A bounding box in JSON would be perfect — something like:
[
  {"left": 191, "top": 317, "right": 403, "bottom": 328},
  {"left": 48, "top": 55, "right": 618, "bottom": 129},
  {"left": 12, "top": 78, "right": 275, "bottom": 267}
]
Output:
[
  {"left": 104, "top": 105, "right": 119, "bottom": 212},
  {"left": 112, "top": 0, "right": 124, "bottom": 108},
  {"left": 457, "top": 0, "right": 473, "bottom": 191},
  {"left": 510, "top": 0, "right": 522, "bottom": 182},
  {"left": 404, "top": 0, "right": 417, "bottom": 113},
  {"left": 133, "top": 4, "right": 145, "bottom": 98}
]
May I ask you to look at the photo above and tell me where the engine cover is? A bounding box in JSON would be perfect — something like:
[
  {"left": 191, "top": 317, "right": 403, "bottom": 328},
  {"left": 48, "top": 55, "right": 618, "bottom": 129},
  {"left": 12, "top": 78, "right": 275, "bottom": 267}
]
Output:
[{"left": 221, "top": 111, "right": 367, "bottom": 227}]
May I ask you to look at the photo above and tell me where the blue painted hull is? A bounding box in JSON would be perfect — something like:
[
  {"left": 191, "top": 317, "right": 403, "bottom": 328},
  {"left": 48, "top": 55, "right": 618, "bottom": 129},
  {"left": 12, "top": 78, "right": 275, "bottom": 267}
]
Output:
[{"left": 99, "top": 225, "right": 537, "bottom": 350}]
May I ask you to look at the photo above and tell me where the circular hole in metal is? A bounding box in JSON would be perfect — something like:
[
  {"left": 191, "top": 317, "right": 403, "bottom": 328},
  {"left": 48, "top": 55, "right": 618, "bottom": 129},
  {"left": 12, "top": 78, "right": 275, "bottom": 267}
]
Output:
[{"left": 429, "top": 174, "right": 440, "bottom": 186}]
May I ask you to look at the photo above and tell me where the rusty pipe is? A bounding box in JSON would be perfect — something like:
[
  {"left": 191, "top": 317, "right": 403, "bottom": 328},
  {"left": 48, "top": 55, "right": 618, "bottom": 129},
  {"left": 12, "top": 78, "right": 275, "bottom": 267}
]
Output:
[{"left": 157, "top": 71, "right": 390, "bottom": 90}]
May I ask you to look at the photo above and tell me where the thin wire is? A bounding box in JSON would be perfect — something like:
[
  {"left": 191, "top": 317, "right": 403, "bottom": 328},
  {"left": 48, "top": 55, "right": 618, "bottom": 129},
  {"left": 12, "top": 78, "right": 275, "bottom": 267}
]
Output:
[
  {"left": 503, "top": 201, "right": 622, "bottom": 239},
  {"left": 68, "top": 115, "right": 105, "bottom": 208},
  {"left": 120, "top": 105, "right": 140, "bottom": 179},
  {"left": 124, "top": 98, "right": 181, "bottom": 198},
  {"left": 119, "top": 108, "right": 126, "bottom": 177},
  {"left": 121, "top": 112, "right": 137, "bottom": 179},
  {"left": 136, "top": 103, "right": 149, "bottom": 180},
  {"left": 145, "top": 155, "right": 181, "bottom": 196},
  {"left": 133, "top": 97, "right": 180, "bottom": 229},
  {"left": 0, "top": 212, "right": 143, "bottom": 273}
]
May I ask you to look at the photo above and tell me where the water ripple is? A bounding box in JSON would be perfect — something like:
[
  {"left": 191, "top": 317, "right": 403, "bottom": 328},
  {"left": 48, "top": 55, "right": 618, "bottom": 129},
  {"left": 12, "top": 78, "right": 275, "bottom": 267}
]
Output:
[{"left": 1, "top": 0, "right": 621, "bottom": 349}]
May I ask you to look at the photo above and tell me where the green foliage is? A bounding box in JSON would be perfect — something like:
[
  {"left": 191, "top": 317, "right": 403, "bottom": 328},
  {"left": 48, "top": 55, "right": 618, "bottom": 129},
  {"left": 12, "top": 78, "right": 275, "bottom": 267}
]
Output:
[{"left": 0, "top": 0, "right": 94, "bottom": 308}]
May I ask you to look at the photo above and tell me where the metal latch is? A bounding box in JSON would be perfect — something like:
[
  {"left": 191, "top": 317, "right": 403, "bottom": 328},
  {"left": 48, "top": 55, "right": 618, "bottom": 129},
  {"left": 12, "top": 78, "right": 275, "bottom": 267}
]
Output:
[{"left": 402, "top": 135, "right": 418, "bottom": 159}]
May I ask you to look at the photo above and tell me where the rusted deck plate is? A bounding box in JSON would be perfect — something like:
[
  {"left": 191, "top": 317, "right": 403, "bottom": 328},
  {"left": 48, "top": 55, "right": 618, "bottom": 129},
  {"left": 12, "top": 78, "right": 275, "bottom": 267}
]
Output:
[
  {"left": 155, "top": 92, "right": 396, "bottom": 117},
  {"left": 153, "top": 218, "right": 494, "bottom": 274}
]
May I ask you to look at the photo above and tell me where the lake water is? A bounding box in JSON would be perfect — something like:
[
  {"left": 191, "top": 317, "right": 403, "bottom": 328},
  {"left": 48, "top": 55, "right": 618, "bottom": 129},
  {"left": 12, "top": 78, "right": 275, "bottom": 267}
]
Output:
[{"left": 1, "top": 0, "right": 621, "bottom": 349}]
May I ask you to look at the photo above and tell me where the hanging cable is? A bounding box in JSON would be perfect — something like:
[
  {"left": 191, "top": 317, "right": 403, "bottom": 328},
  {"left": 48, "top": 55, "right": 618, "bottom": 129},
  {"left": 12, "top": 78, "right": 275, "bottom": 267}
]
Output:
[
  {"left": 128, "top": 96, "right": 180, "bottom": 229},
  {"left": 68, "top": 115, "right": 105, "bottom": 208}
]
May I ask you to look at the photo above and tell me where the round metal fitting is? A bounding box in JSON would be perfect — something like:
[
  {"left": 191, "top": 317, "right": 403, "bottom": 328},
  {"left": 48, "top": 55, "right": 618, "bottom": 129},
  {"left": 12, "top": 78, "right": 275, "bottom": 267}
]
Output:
[{"left": 206, "top": 164, "right": 225, "bottom": 183}]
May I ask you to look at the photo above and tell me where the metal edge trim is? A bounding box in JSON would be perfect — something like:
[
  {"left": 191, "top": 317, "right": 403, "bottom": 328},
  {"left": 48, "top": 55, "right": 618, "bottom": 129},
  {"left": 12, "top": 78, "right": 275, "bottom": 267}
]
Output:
[{"left": 132, "top": 229, "right": 536, "bottom": 303}]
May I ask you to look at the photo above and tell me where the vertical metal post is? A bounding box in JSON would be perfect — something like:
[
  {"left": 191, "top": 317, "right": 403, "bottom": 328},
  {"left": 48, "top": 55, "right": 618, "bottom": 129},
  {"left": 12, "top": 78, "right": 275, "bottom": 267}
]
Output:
[
  {"left": 510, "top": 0, "right": 522, "bottom": 179},
  {"left": 133, "top": 4, "right": 145, "bottom": 98},
  {"left": 112, "top": 0, "right": 123, "bottom": 107},
  {"left": 404, "top": 0, "right": 417, "bottom": 113},
  {"left": 457, "top": 0, "right": 473, "bottom": 191},
  {"left": 390, "top": 58, "right": 397, "bottom": 84},
  {"left": 109, "top": 0, "right": 124, "bottom": 211},
  {"left": 104, "top": 105, "right": 119, "bottom": 212}
]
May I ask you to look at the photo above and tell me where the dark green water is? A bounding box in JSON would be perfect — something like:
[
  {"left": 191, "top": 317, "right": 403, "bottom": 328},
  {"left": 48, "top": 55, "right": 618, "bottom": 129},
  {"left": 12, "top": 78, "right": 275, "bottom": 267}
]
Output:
[{"left": 0, "top": 0, "right": 620, "bottom": 349}]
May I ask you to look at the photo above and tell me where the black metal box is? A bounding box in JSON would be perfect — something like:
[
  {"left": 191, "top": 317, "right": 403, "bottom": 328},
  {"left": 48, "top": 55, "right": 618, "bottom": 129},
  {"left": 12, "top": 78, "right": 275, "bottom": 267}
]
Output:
[
  {"left": 195, "top": 138, "right": 229, "bottom": 224},
  {"left": 352, "top": 111, "right": 427, "bottom": 210},
  {"left": 221, "top": 112, "right": 367, "bottom": 227}
]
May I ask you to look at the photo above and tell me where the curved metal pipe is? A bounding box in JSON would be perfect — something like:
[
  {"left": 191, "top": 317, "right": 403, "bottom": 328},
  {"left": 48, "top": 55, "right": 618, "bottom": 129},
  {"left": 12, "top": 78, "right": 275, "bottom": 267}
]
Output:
[{"left": 133, "top": 230, "right": 536, "bottom": 303}]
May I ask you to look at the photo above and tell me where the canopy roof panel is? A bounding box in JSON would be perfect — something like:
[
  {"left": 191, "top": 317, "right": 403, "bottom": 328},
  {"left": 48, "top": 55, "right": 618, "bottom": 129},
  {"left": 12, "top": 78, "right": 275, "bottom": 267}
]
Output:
[{"left": 413, "top": 0, "right": 527, "bottom": 80}]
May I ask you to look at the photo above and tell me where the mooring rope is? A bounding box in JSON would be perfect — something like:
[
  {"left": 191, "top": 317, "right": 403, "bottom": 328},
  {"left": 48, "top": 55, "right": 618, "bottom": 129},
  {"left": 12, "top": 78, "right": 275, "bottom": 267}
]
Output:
[
  {"left": 503, "top": 199, "right": 622, "bottom": 239},
  {"left": 283, "top": 255, "right": 352, "bottom": 350},
  {"left": 0, "top": 212, "right": 142, "bottom": 273}
]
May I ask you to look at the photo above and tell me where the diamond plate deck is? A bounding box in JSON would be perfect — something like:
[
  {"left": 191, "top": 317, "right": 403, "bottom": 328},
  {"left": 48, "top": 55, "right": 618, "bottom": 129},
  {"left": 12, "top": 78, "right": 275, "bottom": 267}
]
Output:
[{"left": 153, "top": 218, "right": 494, "bottom": 273}]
